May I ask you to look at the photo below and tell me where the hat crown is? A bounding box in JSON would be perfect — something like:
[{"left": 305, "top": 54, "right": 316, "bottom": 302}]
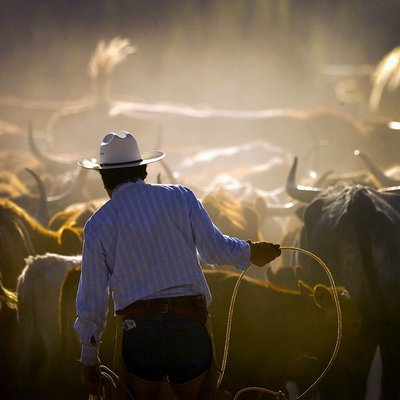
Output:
[
  {"left": 78, "top": 130, "right": 165, "bottom": 169},
  {"left": 99, "top": 131, "right": 141, "bottom": 166}
]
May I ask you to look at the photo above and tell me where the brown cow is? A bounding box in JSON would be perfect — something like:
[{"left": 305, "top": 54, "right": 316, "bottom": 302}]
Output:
[
  {"left": 47, "top": 198, "right": 106, "bottom": 231},
  {"left": 201, "top": 189, "right": 263, "bottom": 242},
  {"left": 0, "top": 170, "right": 31, "bottom": 198},
  {"left": 0, "top": 198, "right": 82, "bottom": 290},
  {"left": 199, "top": 189, "right": 271, "bottom": 280},
  {"left": 205, "top": 270, "right": 362, "bottom": 399}
]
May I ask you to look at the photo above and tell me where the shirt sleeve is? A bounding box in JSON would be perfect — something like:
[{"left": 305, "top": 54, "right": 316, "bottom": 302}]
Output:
[
  {"left": 187, "top": 189, "right": 251, "bottom": 269},
  {"left": 74, "top": 220, "right": 110, "bottom": 366}
]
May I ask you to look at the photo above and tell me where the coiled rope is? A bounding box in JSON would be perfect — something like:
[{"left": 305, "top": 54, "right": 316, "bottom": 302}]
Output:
[
  {"left": 217, "top": 246, "right": 343, "bottom": 400},
  {"left": 90, "top": 365, "right": 133, "bottom": 400},
  {"left": 92, "top": 246, "right": 342, "bottom": 400}
]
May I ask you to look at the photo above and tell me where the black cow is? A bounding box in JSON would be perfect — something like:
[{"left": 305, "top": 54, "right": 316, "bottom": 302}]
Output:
[{"left": 287, "top": 157, "right": 400, "bottom": 399}]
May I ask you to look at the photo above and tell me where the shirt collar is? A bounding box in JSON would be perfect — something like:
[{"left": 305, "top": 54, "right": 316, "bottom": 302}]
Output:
[{"left": 113, "top": 179, "right": 145, "bottom": 196}]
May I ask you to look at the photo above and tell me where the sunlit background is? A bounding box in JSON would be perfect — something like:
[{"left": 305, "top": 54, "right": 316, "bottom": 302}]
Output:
[
  {"left": 1, "top": 0, "right": 400, "bottom": 178},
  {"left": 2, "top": 1, "right": 399, "bottom": 107}
]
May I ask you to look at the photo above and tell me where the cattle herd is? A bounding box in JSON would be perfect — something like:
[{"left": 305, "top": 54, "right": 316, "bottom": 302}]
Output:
[{"left": 1, "top": 38, "right": 400, "bottom": 400}]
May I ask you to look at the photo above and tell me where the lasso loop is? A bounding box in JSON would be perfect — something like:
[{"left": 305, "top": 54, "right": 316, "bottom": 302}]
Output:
[{"left": 218, "top": 246, "right": 343, "bottom": 400}]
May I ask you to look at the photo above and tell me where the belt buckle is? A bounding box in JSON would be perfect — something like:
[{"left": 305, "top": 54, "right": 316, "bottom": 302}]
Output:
[{"left": 160, "top": 303, "right": 169, "bottom": 313}]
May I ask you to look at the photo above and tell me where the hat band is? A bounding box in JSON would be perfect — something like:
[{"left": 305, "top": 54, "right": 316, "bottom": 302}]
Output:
[{"left": 100, "top": 158, "right": 143, "bottom": 167}]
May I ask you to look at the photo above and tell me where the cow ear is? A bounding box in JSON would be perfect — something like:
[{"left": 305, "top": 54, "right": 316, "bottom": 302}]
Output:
[
  {"left": 58, "top": 226, "right": 83, "bottom": 253},
  {"left": 295, "top": 205, "right": 306, "bottom": 221},
  {"left": 48, "top": 210, "right": 69, "bottom": 231},
  {"left": 297, "top": 279, "right": 313, "bottom": 295},
  {"left": 313, "top": 284, "right": 332, "bottom": 309}
]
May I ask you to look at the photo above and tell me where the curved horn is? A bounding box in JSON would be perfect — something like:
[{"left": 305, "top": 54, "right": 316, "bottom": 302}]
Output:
[
  {"left": 24, "top": 168, "right": 48, "bottom": 225},
  {"left": 154, "top": 124, "right": 177, "bottom": 184},
  {"left": 378, "top": 185, "right": 400, "bottom": 193},
  {"left": 314, "top": 170, "right": 334, "bottom": 186},
  {"left": 26, "top": 166, "right": 90, "bottom": 214},
  {"left": 354, "top": 149, "right": 400, "bottom": 187},
  {"left": 28, "top": 123, "right": 76, "bottom": 170},
  {"left": 286, "top": 156, "right": 322, "bottom": 203},
  {"left": 46, "top": 167, "right": 89, "bottom": 203},
  {"left": 159, "top": 159, "right": 178, "bottom": 184}
]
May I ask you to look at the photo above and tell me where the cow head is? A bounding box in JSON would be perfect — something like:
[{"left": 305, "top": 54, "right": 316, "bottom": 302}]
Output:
[{"left": 201, "top": 189, "right": 262, "bottom": 241}]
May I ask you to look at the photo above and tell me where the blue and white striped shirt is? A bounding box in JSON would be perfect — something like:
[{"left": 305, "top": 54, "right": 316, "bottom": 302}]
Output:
[{"left": 74, "top": 180, "right": 250, "bottom": 364}]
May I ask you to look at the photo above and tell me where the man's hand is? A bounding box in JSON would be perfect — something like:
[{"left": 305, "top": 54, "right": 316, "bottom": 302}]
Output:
[
  {"left": 247, "top": 240, "right": 281, "bottom": 266},
  {"left": 81, "top": 364, "right": 99, "bottom": 397}
]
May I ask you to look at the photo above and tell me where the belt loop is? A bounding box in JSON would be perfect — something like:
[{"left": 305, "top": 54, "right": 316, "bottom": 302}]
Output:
[{"left": 161, "top": 303, "right": 169, "bottom": 313}]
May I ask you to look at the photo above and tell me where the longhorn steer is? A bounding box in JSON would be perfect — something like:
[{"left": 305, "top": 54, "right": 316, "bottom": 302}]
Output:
[
  {"left": 204, "top": 270, "right": 362, "bottom": 399},
  {"left": 0, "top": 199, "right": 82, "bottom": 290},
  {"left": 47, "top": 198, "right": 106, "bottom": 231},
  {"left": 201, "top": 189, "right": 263, "bottom": 242},
  {"left": 16, "top": 254, "right": 83, "bottom": 399},
  {"left": 200, "top": 188, "right": 290, "bottom": 280},
  {"left": 287, "top": 157, "right": 400, "bottom": 399}
]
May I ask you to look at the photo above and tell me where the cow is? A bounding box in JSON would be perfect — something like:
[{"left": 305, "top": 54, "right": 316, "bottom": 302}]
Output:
[
  {"left": 14, "top": 254, "right": 117, "bottom": 400},
  {"left": 0, "top": 170, "right": 31, "bottom": 198},
  {"left": 0, "top": 275, "right": 18, "bottom": 400},
  {"left": 0, "top": 135, "right": 99, "bottom": 224},
  {"left": 204, "top": 270, "right": 362, "bottom": 400},
  {"left": 200, "top": 188, "right": 263, "bottom": 243},
  {"left": 0, "top": 198, "right": 82, "bottom": 290},
  {"left": 357, "top": 117, "right": 400, "bottom": 169},
  {"left": 286, "top": 156, "right": 400, "bottom": 399},
  {"left": 47, "top": 198, "right": 106, "bottom": 231},
  {"left": 369, "top": 45, "right": 400, "bottom": 118},
  {"left": 0, "top": 168, "right": 49, "bottom": 222},
  {"left": 15, "top": 253, "right": 82, "bottom": 399},
  {"left": 355, "top": 149, "right": 400, "bottom": 188},
  {"left": 199, "top": 174, "right": 302, "bottom": 244},
  {"left": 199, "top": 188, "right": 296, "bottom": 280},
  {"left": 40, "top": 264, "right": 361, "bottom": 400},
  {"left": 0, "top": 119, "right": 26, "bottom": 150},
  {"left": 22, "top": 163, "right": 102, "bottom": 224}
]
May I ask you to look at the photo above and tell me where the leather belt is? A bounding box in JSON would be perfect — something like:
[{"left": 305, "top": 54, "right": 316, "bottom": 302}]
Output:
[{"left": 116, "top": 294, "right": 208, "bottom": 325}]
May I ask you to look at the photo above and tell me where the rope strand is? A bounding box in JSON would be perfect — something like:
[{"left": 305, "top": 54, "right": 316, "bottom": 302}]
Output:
[{"left": 217, "top": 246, "right": 343, "bottom": 400}]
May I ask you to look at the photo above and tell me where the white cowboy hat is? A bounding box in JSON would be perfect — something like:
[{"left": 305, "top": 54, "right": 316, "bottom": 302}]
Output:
[{"left": 78, "top": 131, "right": 165, "bottom": 170}]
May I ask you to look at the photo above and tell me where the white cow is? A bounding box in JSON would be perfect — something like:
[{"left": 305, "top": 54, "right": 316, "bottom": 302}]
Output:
[{"left": 16, "top": 253, "right": 82, "bottom": 399}]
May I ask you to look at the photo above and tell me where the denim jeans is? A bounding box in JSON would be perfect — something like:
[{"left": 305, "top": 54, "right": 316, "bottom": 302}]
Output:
[{"left": 122, "top": 311, "right": 212, "bottom": 383}]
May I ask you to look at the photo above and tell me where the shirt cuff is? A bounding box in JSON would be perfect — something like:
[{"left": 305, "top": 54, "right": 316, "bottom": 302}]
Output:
[{"left": 80, "top": 344, "right": 100, "bottom": 366}]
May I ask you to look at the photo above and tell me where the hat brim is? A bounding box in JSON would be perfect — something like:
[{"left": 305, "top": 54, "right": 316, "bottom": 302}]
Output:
[{"left": 78, "top": 150, "right": 165, "bottom": 170}]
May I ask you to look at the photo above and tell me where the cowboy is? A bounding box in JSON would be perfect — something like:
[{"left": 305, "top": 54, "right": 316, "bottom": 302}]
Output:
[{"left": 74, "top": 131, "right": 281, "bottom": 399}]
